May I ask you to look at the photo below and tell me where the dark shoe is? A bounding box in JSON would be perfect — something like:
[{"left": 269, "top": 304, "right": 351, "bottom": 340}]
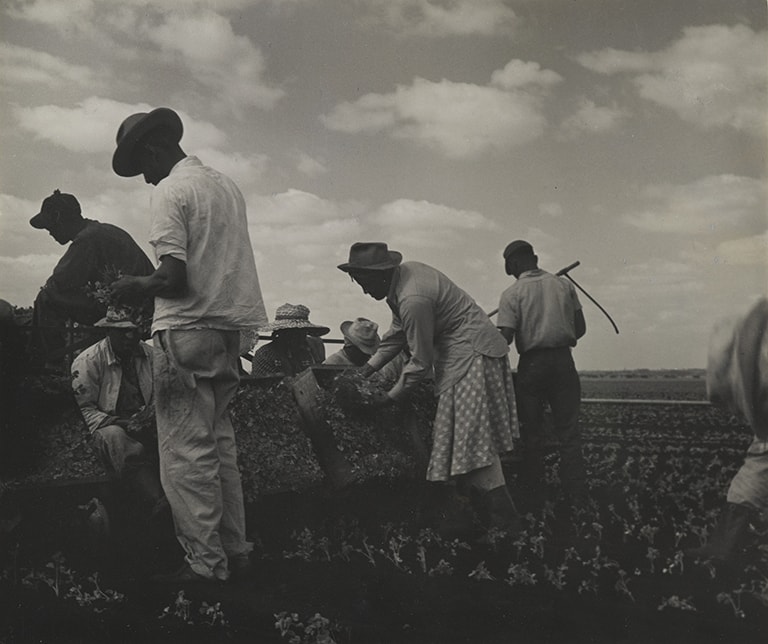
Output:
[
  {"left": 151, "top": 563, "right": 219, "bottom": 584},
  {"left": 419, "top": 483, "right": 477, "bottom": 539},
  {"left": 685, "top": 503, "right": 752, "bottom": 562},
  {"left": 476, "top": 485, "right": 523, "bottom": 542},
  {"left": 228, "top": 552, "right": 254, "bottom": 580}
]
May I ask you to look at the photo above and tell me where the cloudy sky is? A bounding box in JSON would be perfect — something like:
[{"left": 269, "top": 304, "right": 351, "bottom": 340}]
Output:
[{"left": 1, "top": 0, "right": 765, "bottom": 370}]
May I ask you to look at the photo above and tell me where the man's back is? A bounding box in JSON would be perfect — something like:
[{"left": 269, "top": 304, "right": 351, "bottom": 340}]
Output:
[
  {"left": 148, "top": 156, "right": 267, "bottom": 332},
  {"left": 46, "top": 220, "right": 154, "bottom": 324},
  {"left": 498, "top": 269, "right": 581, "bottom": 354}
]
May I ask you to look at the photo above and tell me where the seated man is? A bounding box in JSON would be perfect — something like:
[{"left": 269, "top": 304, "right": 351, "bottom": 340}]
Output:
[
  {"left": 251, "top": 303, "right": 328, "bottom": 377},
  {"left": 30, "top": 189, "right": 154, "bottom": 364},
  {"left": 70, "top": 307, "right": 166, "bottom": 525}
]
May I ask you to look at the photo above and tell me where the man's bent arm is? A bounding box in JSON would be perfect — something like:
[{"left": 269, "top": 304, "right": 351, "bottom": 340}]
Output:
[{"left": 110, "top": 255, "right": 187, "bottom": 301}]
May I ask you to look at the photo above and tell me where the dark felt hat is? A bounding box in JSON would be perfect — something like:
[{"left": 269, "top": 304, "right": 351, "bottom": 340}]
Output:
[
  {"left": 112, "top": 107, "right": 183, "bottom": 177},
  {"left": 337, "top": 242, "right": 402, "bottom": 273},
  {"left": 30, "top": 189, "right": 81, "bottom": 229}
]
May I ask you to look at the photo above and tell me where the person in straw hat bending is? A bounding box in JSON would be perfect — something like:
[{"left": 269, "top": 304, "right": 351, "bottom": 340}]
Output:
[
  {"left": 324, "top": 317, "right": 406, "bottom": 383},
  {"left": 251, "top": 303, "right": 329, "bottom": 377},
  {"left": 108, "top": 107, "right": 267, "bottom": 583},
  {"left": 338, "top": 242, "right": 523, "bottom": 540}
]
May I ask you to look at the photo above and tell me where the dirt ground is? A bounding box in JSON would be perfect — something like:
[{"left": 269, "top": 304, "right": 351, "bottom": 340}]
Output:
[{"left": 2, "top": 474, "right": 767, "bottom": 644}]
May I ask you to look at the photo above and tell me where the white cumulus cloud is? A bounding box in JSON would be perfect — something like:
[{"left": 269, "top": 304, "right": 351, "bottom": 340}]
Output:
[
  {"left": 322, "top": 60, "right": 560, "bottom": 158},
  {"left": 13, "top": 97, "right": 230, "bottom": 154},
  {"left": 623, "top": 174, "right": 767, "bottom": 235},
  {"left": 576, "top": 24, "right": 768, "bottom": 135},
  {"left": 0, "top": 43, "right": 96, "bottom": 88},
  {"left": 360, "top": 0, "right": 517, "bottom": 37}
]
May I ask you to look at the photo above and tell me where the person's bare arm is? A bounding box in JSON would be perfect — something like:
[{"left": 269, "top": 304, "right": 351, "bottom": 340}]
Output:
[
  {"left": 498, "top": 326, "right": 515, "bottom": 345},
  {"left": 110, "top": 255, "right": 187, "bottom": 301}
]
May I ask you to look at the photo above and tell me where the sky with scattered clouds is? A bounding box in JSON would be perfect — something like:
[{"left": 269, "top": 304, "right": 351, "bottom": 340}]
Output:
[{"left": 1, "top": 0, "right": 765, "bottom": 370}]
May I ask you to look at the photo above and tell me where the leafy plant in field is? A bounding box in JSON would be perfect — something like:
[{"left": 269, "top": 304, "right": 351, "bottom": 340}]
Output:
[
  {"left": 614, "top": 569, "right": 635, "bottom": 603},
  {"left": 543, "top": 563, "right": 568, "bottom": 590},
  {"left": 646, "top": 547, "right": 660, "bottom": 574},
  {"left": 275, "top": 611, "right": 343, "bottom": 644},
  {"left": 717, "top": 587, "right": 748, "bottom": 619},
  {"left": 506, "top": 563, "right": 537, "bottom": 587},
  {"left": 658, "top": 595, "right": 697, "bottom": 612},
  {"left": 428, "top": 559, "right": 454, "bottom": 577},
  {"left": 158, "top": 590, "right": 229, "bottom": 630},
  {"left": 662, "top": 550, "right": 685, "bottom": 575},
  {"left": 21, "top": 552, "right": 125, "bottom": 612}
]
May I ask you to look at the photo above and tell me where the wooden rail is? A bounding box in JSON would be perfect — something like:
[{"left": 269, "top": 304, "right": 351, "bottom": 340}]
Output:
[{"left": 582, "top": 398, "right": 710, "bottom": 406}]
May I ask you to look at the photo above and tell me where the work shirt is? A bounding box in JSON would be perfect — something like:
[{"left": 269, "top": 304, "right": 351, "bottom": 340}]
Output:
[
  {"left": 149, "top": 156, "right": 268, "bottom": 334},
  {"left": 707, "top": 297, "right": 768, "bottom": 444},
  {"left": 324, "top": 347, "right": 357, "bottom": 367},
  {"left": 71, "top": 337, "right": 153, "bottom": 433},
  {"left": 43, "top": 219, "right": 154, "bottom": 324},
  {"left": 497, "top": 269, "right": 582, "bottom": 355},
  {"left": 368, "top": 261, "right": 508, "bottom": 399}
]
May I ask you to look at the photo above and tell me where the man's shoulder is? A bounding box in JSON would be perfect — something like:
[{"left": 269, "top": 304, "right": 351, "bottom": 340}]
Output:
[
  {"left": 77, "top": 220, "right": 132, "bottom": 242},
  {"left": 72, "top": 338, "right": 109, "bottom": 366}
]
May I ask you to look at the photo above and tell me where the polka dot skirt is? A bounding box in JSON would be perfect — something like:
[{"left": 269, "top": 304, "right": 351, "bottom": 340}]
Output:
[{"left": 426, "top": 354, "right": 519, "bottom": 481}]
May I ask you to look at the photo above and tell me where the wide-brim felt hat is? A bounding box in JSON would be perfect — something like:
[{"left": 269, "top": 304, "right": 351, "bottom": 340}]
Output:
[
  {"left": 112, "top": 107, "right": 183, "bottom": 177},
  {"left": 340, "top": 318, "right": 380, "bottom": 355},
  {"left": 338, "top": 242, "right": 402, "bottom": 273},
  {"left": 260, "top": 303, "right": 330, "bottom": 336}
]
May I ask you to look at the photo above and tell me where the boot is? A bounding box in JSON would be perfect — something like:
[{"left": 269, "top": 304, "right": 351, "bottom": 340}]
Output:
[
  {"left": 476, "top": 485, "right": 523, "bottom": 542},
  {"left": 685, "top": 503, "right": 752, "bottom": 562},
  {"left": 123, "top": 463, "right": 166, "bottom": 520},
  {"left": 419, "top": 483, "right": 477, "bottom": 539}
]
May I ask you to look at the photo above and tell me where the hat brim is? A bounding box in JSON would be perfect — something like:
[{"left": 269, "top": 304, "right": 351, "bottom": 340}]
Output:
[
  {"left": 262, "top": 320, "right": 330, "bottom": 336},
  {"left": 112, "top": 108, "right": 183, "bottom": 177},
  {"left": 337, "top": 250, "right": 402, "bottom": 273},
  {"left": 29, "top": 211, "right": 52, "bottom": 230},
  {"left": 95, "top": 318, "right": 137, "bottom": 329},
  {"left": 340, "top": 320, "right": 380, "bottom": 354}
]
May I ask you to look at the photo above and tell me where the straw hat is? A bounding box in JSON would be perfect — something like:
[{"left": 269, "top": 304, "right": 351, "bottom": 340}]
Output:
[
  {"left": 261, "top": 303, "right": 330, "bottom": 336},
  {"left": 340, "top": 318, "right": 380, "bottom": 355}
]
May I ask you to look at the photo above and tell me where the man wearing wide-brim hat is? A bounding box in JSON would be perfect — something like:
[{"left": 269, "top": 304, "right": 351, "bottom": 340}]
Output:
[
  {"left": 71, "top": 307, "right": 167, "bottom": 537},
  {"left": 108, "top": 106, "right": 268, "bottom": 583},
  {"left": 339, "top": 242, "right": 523, "bottom": 541},
  {"left": 251, "top": 303, "right": 329, "bottom": 377}
]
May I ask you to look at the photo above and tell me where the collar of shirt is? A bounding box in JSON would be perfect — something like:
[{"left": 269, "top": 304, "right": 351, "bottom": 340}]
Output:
[
  {"left": 105, "top": 337, "right": 145, "bottom": 366},
  {"left": 167, "top": 155, "right": 202, "bottom": 178}
]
